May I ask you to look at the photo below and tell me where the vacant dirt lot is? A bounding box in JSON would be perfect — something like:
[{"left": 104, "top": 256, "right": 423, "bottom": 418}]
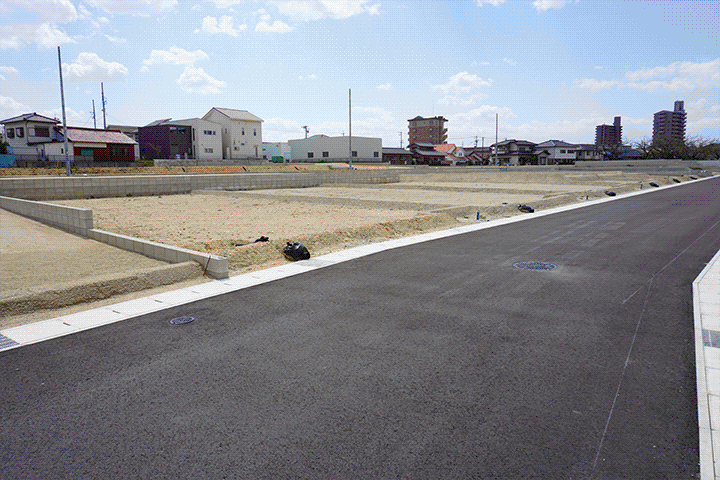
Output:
[{"left": 55, "top": 169, "right": 678, "bottom": 275}]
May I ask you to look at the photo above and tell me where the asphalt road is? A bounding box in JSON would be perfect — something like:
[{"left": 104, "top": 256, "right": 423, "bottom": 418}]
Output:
[{"left": 3, "top": 178, "right": 720, "bottom": 479}]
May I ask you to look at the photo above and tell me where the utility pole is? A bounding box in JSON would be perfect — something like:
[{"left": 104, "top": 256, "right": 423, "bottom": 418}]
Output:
[
  {"left": 57, "top": 46, "right": 71, "bottom": 176},
  {"left": 302, "top": 125, "right": 309, "bottom": 138},
  {"left": 399, "top": 131, "right": 403, "bottom": 148},
  {"left": 474, "top": 135, "right": 478, "bottom": 148},
  {"left": 92, "top": 99, "right": 97, "bottom": 129},
  {"left": 348, "top": 88, "right": 352, "bottom": 169},
  {"left": 101, "top": 82, "right": 107, "bottom": 129},
  {"left": 494, "top": 113, "right": 498, "bottom": 165}
]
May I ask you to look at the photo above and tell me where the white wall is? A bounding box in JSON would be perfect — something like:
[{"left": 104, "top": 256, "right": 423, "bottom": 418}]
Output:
[
  {"left": 289, "top": 135, "right": 382, "bottom": 163},
  {"left": 169, "top": 118, "right": 222, "bottom": 160}
]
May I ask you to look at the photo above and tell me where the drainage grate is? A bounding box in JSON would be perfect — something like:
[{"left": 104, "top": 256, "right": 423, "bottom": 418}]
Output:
[
  {"left": 703, "top": 329, "right": 720, "bottom": 348},
  {"left": 169, "top": 316, "right": 195, "bottom": 326},
  {"left": 0, "top": 333, "right": 20, "bottom": 351},
  {"left": 513, "top": 261, "right": 557, "bottom": 271}
]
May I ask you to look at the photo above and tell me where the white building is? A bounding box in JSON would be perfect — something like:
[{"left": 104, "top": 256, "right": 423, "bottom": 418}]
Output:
[
  {"left": 288, "top": 134, "right": 382, "bottom": 163},
  {"left": 534, "top": 140, "right": 578, "bottom": 165},
  {"left": 1, "top": 112, "right": 60, "bottom": 158},
  {"left": 165, "top": 118, "right": 223, "bottom": 160},
  {"left": 202, "top": 107, "right": 263, "bottom": 159},
  {"left": 262, "top": 142, "right": 292, "bottom": 161}
]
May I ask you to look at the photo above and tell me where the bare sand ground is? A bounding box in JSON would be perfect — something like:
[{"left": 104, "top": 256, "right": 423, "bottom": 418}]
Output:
[
  {"left": 2, "top": 168, "right": 682, "bottom": 328},
  {"left": 56, "top": 169, "right": 677, "bottom": 274}
]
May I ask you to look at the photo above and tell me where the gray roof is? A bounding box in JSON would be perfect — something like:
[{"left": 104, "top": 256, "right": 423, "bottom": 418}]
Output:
[
  {"left": 1, "top": 112, "right": 60, "bottom": 124},
  {"left": 382, "top": 148, "right": 412, "bottom": 155},
  {"left": 414, "top": 150, "right": 446, "bottom": 157},
  {"left": 55, "top": 127, "right": 137, "bottom": 144},
  {"left": 145, "top": 118, "right": 173, "bottom": 127},
  {"left": 535, "top": 140, "right": 578, "bottom": 148},
  {"left": 209, "top": 107, "right": 263, "bottom": 122}
]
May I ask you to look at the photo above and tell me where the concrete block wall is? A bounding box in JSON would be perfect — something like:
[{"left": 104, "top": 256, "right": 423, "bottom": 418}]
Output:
[
  {"left": 0, "top": 195, "right": 93, "bottom": 236},
  {"left": 1, "top": 195, "right": 228, "bottom": 279},
  {"left": 0, "top": 170, "right": 400, "bottom": 200},
  {"left": 88, "top": 230, "right": 228, "bottom": 279}
]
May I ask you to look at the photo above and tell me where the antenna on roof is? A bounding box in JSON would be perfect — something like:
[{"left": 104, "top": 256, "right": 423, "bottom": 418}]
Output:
[{"left": 302, "top": 125, "right": 309, "bottom": 138}]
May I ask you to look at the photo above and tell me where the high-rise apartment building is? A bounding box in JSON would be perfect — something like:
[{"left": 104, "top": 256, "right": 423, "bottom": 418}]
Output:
[
  {"left": 595, "top": 116, "right": 622, "bottom": 146},
  {"left": 408, "top": 116, "right": 448, "bottom": 145},
  {"left": 653, "top": 101, "right": 686, "bottom": 144}
]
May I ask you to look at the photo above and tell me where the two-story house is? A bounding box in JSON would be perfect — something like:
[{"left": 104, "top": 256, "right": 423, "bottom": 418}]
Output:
[
  {"left": 203, "top": 107, "right": 263, "bottom": 160},
  {"left": 491, "top": 139, "right": 537, "bottom": 165},
  {"left": 533, "top": 140, "right": 578, "bottom": 165},
  {"left": 1, "top": 112, "right": 60, "bottom": 159}
]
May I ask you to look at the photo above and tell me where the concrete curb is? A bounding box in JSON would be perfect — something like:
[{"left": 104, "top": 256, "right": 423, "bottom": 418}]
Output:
[{"left": 694, "top": 246, "right": 720, "bottom": 479}]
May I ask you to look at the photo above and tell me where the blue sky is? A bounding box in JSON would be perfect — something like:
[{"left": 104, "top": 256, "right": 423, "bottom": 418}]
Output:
[{"left": 1, "top": 0, "right": 718, "bottom": 147}]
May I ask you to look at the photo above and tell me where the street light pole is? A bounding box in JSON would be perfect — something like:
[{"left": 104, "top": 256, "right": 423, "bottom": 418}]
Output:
[{"left": 57, "top": 46, "right": 71, "bottom": 176}]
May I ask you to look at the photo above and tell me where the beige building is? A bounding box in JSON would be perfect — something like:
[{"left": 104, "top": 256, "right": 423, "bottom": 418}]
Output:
[
  {"left": 408, "top": 115, "right": 448, "bottom": 145},
  {"left": 203, "top": 107, "right": 263, "bottom": 159}
]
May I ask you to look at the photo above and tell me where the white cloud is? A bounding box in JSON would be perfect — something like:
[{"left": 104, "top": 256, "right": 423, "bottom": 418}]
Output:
[
  {"left": 475, "top": 0, "right": 506, "bottom": 6},
  {"left": 0, "top": 95, "right": 30, "bottom": 117},
  {"left": 63, "top": 52, "right": 129, "bottom": 80},
  {"left": 199, "top": 16, "right": 248, "bottom": 36},
  {"left": 432, "top": 72, "right": 493, "bottom": 95},
  {"left": 573, "top": 78, "right": 623, "bottom": 90},
  {"left": 104, "top": 34, "right": 127, "bottom": 43},
  {"left": 472, "top": 61, "right": 490, "bottom": 66},
  {"left": 533, "top": 0, "right": 570, "bottom": 11},
  {"left": 274, "top": 0, "right": 380, "bottom": 22},
  {"left": 176, "top": 65, "right": 226, "bottom": 94},
  {"left": 39, "top": 107, "right": 85, "bottom": 124},
  {"left": 503, "top": 58, "right": 517, "bottom": 66},
  {"left": 0, "top": 66, "right": 19, "bottom": 75},
  {"left": 711, "top": 104, "right": 720, "bottom": 113},
  {"left": 140, "top": 65, "right": 150, "bottom": 72},
  {"left": 0, "top": 0, "right": 78, "bottom": 49},
  {"left": 377, "top": 83, "right": 392, "bottom": 91},
  {"left": 438, "top": 93, "right": 487, "bottom": 106},
  {"left": 207, "top": 0, "right": 245, "bottom": 7},
  {"left": 298, "top": 74, "right": 318, "bottom": 80},
  {"left": 143, "top": 46, "right": 210, "bottom": 66},
  {"left": 625, "top": 58, "right": 720, "bottom": 92},
  {"left": 192, "top": 4, "right": 202, "bottom": 10},
  {"left": 594, "top": 66, "right": 603, "bottom": 70},
  {"left": 83, "top": 0, "right": 178, "bottom": 15},
  {"left": 255, "top": 13, "right": 294, "bottom": 33}
]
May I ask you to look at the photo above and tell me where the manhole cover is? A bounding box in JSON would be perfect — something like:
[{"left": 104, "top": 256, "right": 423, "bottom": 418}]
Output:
[
  {"left": 169, "top": 316, "right": 195, "bottom": 325},
  {"left": 513, "top": 261, "right": 557, "bottom": 271}
]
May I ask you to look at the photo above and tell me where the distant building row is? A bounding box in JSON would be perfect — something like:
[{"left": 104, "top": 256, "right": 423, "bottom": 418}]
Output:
[{"left": 594, "top": 101, "right": 686, "bottom": 148}]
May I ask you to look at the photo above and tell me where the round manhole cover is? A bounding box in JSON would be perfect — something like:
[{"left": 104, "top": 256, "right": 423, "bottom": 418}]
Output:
[
  {"left": 169, "top": 316, "right": 195, "bottom": 325},
  {"left": 513, "top": 261, "right": 557, "bottom": 271}
]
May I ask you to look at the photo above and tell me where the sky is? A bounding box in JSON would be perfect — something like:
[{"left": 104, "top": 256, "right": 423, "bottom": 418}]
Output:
[{"left": 0, "top": 0, "right": 718, "bottom": 148}]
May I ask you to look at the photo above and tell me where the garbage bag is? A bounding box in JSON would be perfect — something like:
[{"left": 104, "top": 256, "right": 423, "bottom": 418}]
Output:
[
  {"left": 604, "top": 191, "right": 616, "bottom": 196},
  {"left": 517, "top": 204, "right": 534, "bottom": 213},
  {"left": 283, "top": 242, "right": 310, "bottom": 261}
]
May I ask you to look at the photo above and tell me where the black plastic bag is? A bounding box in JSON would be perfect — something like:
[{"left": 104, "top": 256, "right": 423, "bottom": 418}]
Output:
[
  {"left": 517, "top": 204, "right": 534, "bottom": 213},
  {"left": 604, "top": 191, "right": 616, "bottom": 196},
  {"left": 283, "top": 242, "right": 310, "bottom": 261}
]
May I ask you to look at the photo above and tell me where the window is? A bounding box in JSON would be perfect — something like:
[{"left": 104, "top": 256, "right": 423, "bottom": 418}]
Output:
[
  {"left": 253, "top": 129, "right": 257, "bottom": 136},
  {"left": 242, "top": 127, "right": 245, "bottom": 135},
  {"left": 351, "top": 151, "right": 357, "bottom": 157},
  {"left": 373, "top": 151, "right": 379, "bottom": 157},
  {"left": 234, "top": 146, "right": 239, "bottom": 151},
  {"left": 307, "top": 152, "right": 314, "bottom": 158},
  {"left": 16, "top": 127, "right": 23, "bottom": 138},
  {"left": 322, "top": 151, "right": 329, "bottom": 157},
  {"left": 204, "top": 148, "right": 214, "bottom": 153},
  {"left": 35, "top": 126, "right": 50, "bottom": 137},
  {"left": 560, "top": 149, "right": 566, "bottom": 154},
  {"left": 6, "top": 128, "right": 13, "bottom": 138}
]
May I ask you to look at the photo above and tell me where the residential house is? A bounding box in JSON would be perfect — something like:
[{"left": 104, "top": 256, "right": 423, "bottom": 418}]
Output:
[
  {"left": 41, "top": 126, "right": 138, "bottom": 164},
  {"left": 408, "top": 142, "right": 447, "bottom": 165},
  {"left": 107, "top": 124, "right": 139, "bottom": 142},
  {"left": 490, "top": 139, "right": 537, "bottom": 165},
  {"left": 463, "top": 146, "right": 492, "bottom": 165},
  {"left": 533, "top": 140, "right": 577, "bottom": 165},
  {"left": 575, "top": 144, "right": 602, "bottom": 161},
  {"left": 1, "top": 112, "right": 60, "bottom": 159},
  {"left": 434, "top": 144, "right": 467, "bottom": 166},
  {"left": 203, "top": 107, "right": 263, "bottom": 159},
  {"left": 289, "top": 134, "right": 382, "bottom": 163},
  {"left": 137, "top": 118, "right": 223, "bottom": 160},
  {"left": 382, "top": 147, "right": 413, "bottom": 165}
]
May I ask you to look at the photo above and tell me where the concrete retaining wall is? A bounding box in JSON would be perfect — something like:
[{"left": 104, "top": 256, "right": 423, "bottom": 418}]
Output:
[
  {"left": 0, "top": 195, "right": 228, "bottom": 279},
  {"left": 0, "top": 195, "right": 93, "bottom": 236},
  {"left": 154, "top": 158, "right": 264, "bottom": 167},
  {"left": 575, "top": 159, "right": 720, "bottom": 170},
  {"left": 0, "top": 170, "right": 400, "bottom": 201}
]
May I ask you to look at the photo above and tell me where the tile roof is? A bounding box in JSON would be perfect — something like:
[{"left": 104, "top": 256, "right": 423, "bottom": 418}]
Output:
[
  {"left": 57, "top": 127, "right": 137, "bottom": 144},
  {"left": 1, "top": 112, "right": 60, "bottom": 124}
]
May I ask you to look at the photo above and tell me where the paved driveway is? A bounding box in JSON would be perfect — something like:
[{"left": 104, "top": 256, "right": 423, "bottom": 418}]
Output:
[{"left": 2, "top": 178, "right": 719, "bottom": 478}]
